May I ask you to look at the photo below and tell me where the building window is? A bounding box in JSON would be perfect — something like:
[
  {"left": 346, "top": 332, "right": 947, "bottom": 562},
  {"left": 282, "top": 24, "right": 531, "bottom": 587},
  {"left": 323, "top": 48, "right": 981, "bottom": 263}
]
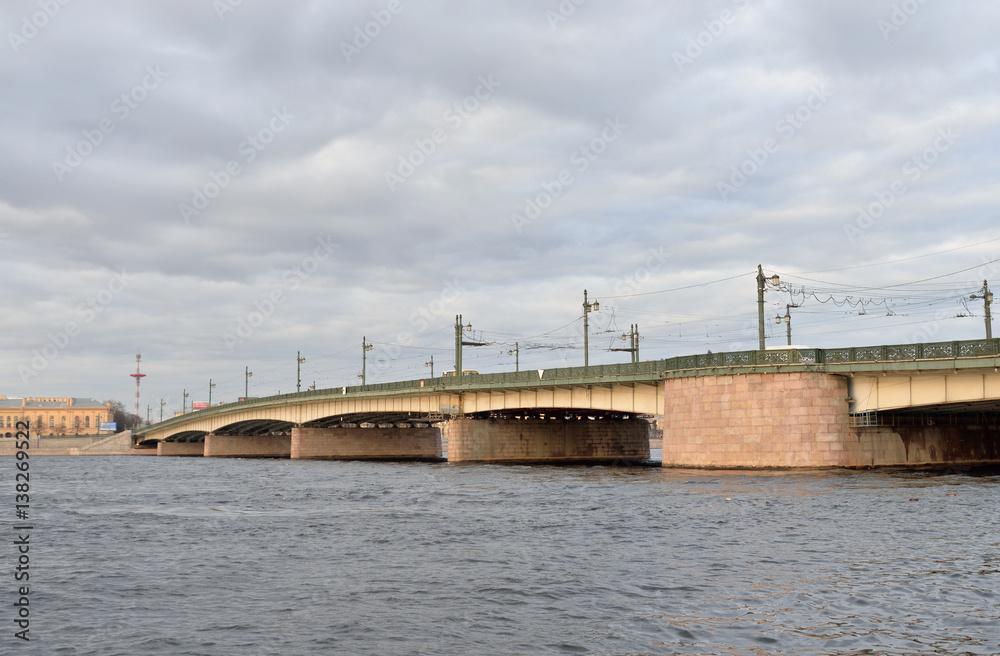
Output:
[
  {"left": 74, "top": 416, "right": 80, "bottom": 427},
  {"left": 49, "top": 416, "right": 54, "bottom": 428},
  {"left": 36, "top": 416, "right": 42, "bottom": 428},
  {"left": 85, "top": 416, "right": 90, "bottom": 428},
  {"left": 61, "top": 416, "right": 66, "bottom": 427}
]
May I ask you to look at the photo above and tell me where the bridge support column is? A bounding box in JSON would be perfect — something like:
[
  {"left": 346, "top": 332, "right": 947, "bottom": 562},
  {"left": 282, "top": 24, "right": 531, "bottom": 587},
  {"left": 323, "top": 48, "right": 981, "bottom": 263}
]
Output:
[
  {"left": 291, "top": 426, "right": 442, "bottom": 460},
  {"left": 661, "top": 372, "right": 853, "bottom": 468},
  {"left": 157, "top": 441, "right": 204, "bottom": 457},
  {"left": 446, "top": 417, "right": 650, "bottom": 463},
  {"left": 204, "top": 433, "right": 291, "bottom": 458}
]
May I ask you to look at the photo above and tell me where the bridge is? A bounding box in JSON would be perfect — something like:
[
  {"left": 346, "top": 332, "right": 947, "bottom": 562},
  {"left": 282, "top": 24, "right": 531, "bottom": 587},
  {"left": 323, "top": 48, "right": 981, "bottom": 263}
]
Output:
[{"left": 133, "top": 338, "right": 1000, "bottom": 468}]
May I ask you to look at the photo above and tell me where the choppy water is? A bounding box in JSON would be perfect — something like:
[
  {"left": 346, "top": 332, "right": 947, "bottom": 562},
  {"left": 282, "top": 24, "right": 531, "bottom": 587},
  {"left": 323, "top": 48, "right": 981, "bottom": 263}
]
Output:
[{"left": 15, "top": 455, "right": 1000, "bottom": 655}]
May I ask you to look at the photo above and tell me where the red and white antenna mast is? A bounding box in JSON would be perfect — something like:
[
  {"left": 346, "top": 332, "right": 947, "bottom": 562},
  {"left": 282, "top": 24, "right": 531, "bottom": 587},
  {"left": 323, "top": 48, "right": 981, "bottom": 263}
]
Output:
[{"left": 130, "top": 351, "right": 146, "bottom": 419}]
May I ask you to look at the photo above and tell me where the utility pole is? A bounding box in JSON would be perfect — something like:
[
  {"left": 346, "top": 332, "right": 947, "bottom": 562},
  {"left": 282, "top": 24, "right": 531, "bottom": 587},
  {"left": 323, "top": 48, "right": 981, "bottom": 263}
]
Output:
[
  {"left": 583, "top": 290, "right": 599, "bottom": 368},
  {"left": 455, "top": 315, "right": 463, "bottom": 375},
  {"left": 971, "top": 280, "right": 993, "bottom": 340},
  {"left": 508, "top": 342, "right": 519, "bottom": 372},
  {"left": 361, "top": 337, "right": 373, "bottom": 385},
  {"left": 612, "top": 325, "right": 639, "bottom": 364},
  {"left": 209, "top": 379, "right": 216, "bottom": 406},
  {"left": 182, "top": 389, "right": 189, "bottom": 414},
  {"left": 245, "top": 366, "right": 253, "bottom": 399},
  {"left": 146, "top": 405, "right": 151, "bottom": 424},
  {"left": 425, "top": 355, "right": 434, "bottom": 378},
  {"left": 297, "top": 351, "right": 306, "bottom": 393},
  {"left": 757, "top": 265, "right": 780, "bottom": 350},
  {"left": 159, "top": 399, "right": 165, "bottom": 422},
  {"left": 776, "top": 304, "right": 797, "bottom": 346}
]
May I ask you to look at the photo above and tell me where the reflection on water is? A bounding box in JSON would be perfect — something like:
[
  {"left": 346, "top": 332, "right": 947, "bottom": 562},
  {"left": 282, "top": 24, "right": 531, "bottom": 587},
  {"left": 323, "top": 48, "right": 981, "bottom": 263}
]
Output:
[{"left": 28, "top": 457, "right": 1000, "bottom": 655}]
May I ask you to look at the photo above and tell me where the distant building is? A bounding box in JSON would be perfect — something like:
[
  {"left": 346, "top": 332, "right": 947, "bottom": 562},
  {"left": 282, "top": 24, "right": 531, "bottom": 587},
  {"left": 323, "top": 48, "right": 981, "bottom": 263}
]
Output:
[{"left": 0, "top": 396, "right": 112, "bottom": 438}]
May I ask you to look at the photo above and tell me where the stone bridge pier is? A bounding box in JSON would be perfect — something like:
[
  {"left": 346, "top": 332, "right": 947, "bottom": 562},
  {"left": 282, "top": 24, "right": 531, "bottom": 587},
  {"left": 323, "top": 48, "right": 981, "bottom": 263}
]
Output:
[
  {"left": 660, "top": 371, "right": 1000, "bottom": 468},
  {"left": 290, "top": 426, "right": 442, "bottom": 460},
  {"left": 157, "top": 441, "right": 204, "bottom": 457},
  {"left": 445, "top": 414, "right": 651, "bottom": 463},
  {"left": 205, "top": 433, "right": 291, "bottom": 458}
]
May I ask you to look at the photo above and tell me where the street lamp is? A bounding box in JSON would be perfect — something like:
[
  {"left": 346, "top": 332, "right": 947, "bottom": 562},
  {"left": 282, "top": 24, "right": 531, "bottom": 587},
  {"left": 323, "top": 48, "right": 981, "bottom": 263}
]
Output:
[
  {"left": 756, "top": 265, "right": 781, "bottom": 350},
  {"left": 454, "top": 315, "right": 476, "bottom": 375},
  {"left": 611, "top": 325, "right": 639, "bottom": 364},
  {"left": 159, "top": 399, "right": 165, "bottom": 422},
  {"left": 361, "top": 337, "right": 373, "bottom": 385},
  {"left": 208, "top": 379, "right": 216, "bottom": 406},
  {"left": 508, "top": 342, "right": 520, "bottom": 372},
  {"left": 583, "top": 290, "right": 600, "bottom": 368},
  {"left": 970, "top": 280, "right": 994, "bottom": 340},
  {"left": 775, "top": 304, "right": 797, "bottom": 346},
  {"left": 245, "top": 367, "right": 253, "bottom": 399},
  {"left": 425, "top": 355, "right": 434, "bottom": 378},
  {"left": 146, "top": 405, "right": 151, "bottom": 424},
  {"left": 297, "top": 351, "right": 307, "bottom": 393},
  {"left": 182, "top": 389, "right": 189, "bottom": 413}
]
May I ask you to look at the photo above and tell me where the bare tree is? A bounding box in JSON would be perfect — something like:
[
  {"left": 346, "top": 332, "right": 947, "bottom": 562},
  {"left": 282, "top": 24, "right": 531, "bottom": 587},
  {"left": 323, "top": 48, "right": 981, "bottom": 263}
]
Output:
[{"left": 104, "top": 400, "right": 142, "bottom": 431}]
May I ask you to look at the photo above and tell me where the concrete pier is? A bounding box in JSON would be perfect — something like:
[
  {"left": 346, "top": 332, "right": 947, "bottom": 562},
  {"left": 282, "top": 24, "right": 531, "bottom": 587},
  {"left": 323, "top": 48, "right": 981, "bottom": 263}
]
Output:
[
  {"left": 290, "top": 426, "right": 442, "bottom": 460},
  {"left": 157, "top": 441, "right": 204, "bottom": 457},
  {"left": 446, "top": 417, "right": 650, "bottom": 463},
  {"left": 204, "top": 433, "right": 291, "bottom": 458}
]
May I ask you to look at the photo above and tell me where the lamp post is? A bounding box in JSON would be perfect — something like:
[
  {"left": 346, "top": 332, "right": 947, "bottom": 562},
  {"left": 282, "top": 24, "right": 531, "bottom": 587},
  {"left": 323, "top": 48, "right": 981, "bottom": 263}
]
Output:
[
  {"left": 612, "top": 325, "right": 639, "bottom": 364},
  {"left": 209, "top": 379, "right": 216, "bottom": 406},
  {"left": 508, "top": 342, "right": 519, "bottom": 372},
  {"left": 775, "top": 304, "right": 797, "bottom": 346},
  {"left": 757, "top": 265, "right": 781, "bottom": 350},
  {"left": 583, "top": 290, "right": 600, "bottom": 368},
  {"left": 970, "top": 280, "right": 994, "bottom": 340},
  {"left": 146, "top": 405, "right": 151, "bottom": 424},
  {"left": 297, "top": 351, "right": 306, "bottom": 393},
  {"left": 361, "top": 337, "right": 373, "bottom": 385},
  {"left": 159, "top": 399, "right": 165, "bottom": 422},
  {"left": 245, "top": 367, "right": 253, "bottom": 399},
  {"left": 182, "top": 389, "right": 189, "bottom": 414},
  {"left": 425, "top": 355, "right": 434, "bottom": 378}
]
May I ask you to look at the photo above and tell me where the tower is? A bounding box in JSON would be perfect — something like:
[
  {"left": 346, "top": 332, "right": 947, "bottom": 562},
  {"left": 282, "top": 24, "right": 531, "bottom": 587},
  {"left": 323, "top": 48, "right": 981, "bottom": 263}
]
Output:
[{"left": 130, "top": 351, "right": 146, "bottom": 420}]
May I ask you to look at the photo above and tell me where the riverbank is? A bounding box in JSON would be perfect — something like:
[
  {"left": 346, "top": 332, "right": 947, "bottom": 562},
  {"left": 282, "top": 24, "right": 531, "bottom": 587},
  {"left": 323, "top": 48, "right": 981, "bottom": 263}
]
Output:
[{"left": 0, "top": 430, "right": 133, "bottom": 456}]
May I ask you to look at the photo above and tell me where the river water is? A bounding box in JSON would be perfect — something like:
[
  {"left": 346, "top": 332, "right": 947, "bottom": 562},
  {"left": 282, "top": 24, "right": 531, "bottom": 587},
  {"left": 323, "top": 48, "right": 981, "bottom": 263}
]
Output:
[{"left": 16, "top": 455, "right": 1000, "bottom": 655}]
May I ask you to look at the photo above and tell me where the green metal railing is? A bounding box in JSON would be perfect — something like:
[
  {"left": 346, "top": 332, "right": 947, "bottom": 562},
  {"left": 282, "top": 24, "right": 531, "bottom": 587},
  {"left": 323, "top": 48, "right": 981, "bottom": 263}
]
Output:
[{"left": 135, "top": 337, "right": 1000, "bottom": 435}]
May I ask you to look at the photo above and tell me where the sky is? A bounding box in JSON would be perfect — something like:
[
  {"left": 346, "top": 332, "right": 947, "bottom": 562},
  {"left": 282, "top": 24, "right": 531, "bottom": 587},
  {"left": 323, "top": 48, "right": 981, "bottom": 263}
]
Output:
[{"left": 2, "top": 0, "right": 999, "bottom": 418}]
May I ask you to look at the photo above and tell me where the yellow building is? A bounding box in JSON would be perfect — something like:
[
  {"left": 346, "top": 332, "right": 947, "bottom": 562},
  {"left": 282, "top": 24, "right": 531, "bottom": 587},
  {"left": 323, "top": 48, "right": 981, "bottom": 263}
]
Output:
[{"left": 0, "top": 396, "right": 112, "bottom": 438}]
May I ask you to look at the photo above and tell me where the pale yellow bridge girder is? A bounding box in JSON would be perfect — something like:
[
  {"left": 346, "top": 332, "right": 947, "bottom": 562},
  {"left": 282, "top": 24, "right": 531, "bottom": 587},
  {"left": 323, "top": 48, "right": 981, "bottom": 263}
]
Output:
[{"left": 849, "top": 371, "right": 1000, "bottom": 413}]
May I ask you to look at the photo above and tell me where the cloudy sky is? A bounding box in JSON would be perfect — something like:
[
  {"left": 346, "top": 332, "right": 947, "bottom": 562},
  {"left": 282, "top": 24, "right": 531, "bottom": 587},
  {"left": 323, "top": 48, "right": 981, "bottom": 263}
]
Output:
[{"left": 2, "top": 0, "right": 999, "bottom": 417}]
